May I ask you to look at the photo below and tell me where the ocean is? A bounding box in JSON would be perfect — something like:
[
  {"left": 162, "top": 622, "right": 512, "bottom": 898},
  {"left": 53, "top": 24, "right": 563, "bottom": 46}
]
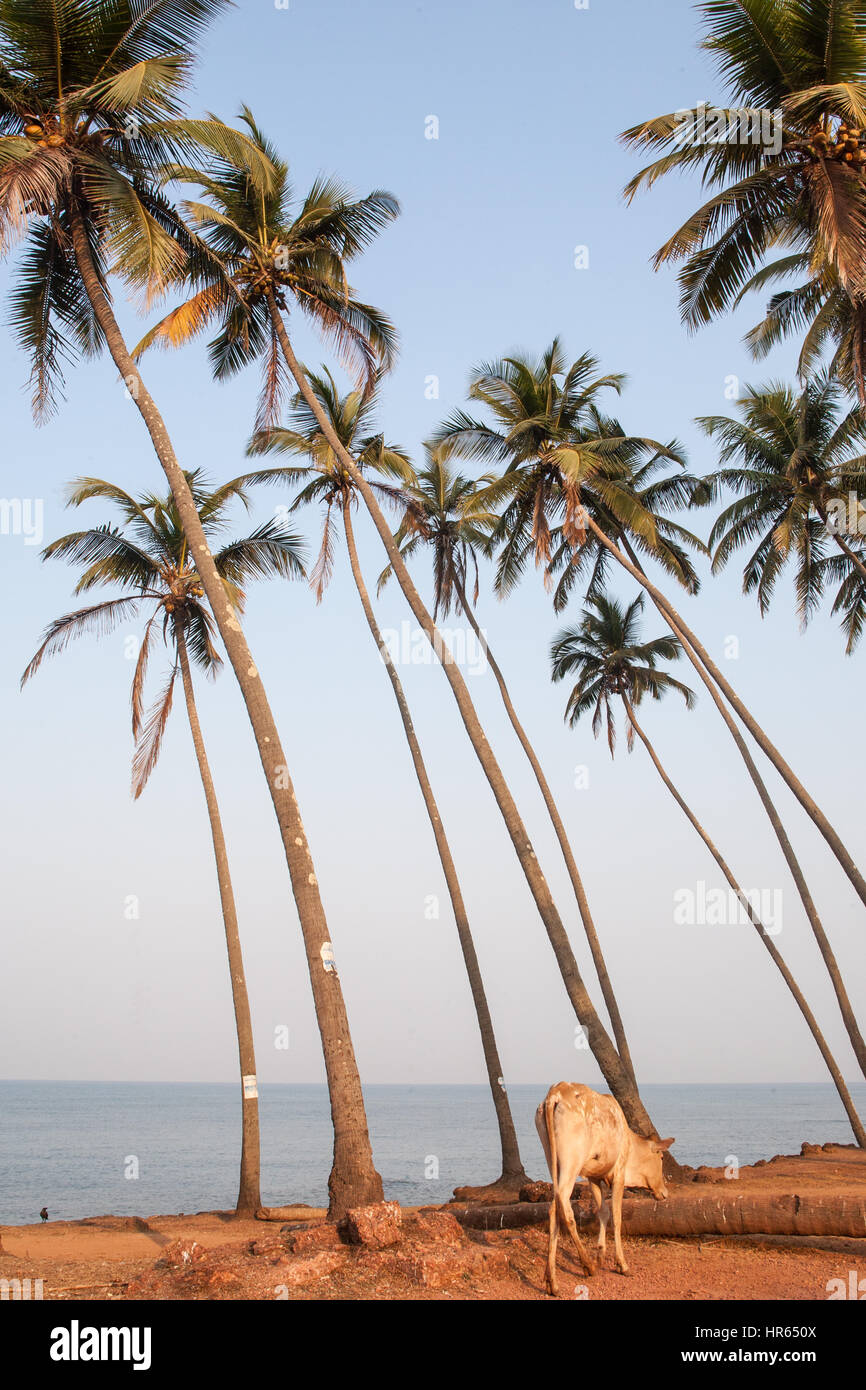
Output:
[{"left": 1, "top": 1081, "right": 863, "bottom": 1226}]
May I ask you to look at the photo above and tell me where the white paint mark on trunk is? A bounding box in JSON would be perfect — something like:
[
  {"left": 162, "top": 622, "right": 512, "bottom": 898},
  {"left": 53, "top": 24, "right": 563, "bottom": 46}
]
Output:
[{"left": 320, "top": 942, "right": 337, "bottom": 973}]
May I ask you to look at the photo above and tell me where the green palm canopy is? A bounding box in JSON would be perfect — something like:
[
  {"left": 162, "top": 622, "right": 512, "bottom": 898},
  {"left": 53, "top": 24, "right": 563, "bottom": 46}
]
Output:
[
  {"left": 22, "top": 469, "right": 306, "bottom": 792},
  {"left": 134, "top": 108, "right": 399, "bottom": 426},
  {"left": 239, "top": 366, "right": 412, "bottom": 600},
  {"left": 0, "top": 0, "right": 274, "bottom": 416},
  {"left": 699, "top": 375, "right": 866, "bottom": 648},
  {"left": 376, "top": 450, "right": 500, "bottom": 620},
  {"left": 431, "top": 338, "right": 706, "bottom": 608},
  {"left": 621, "top": 0, "right": 866, "bottom": 399},
  {"left": 550, "top": 592, "right": 696, "bottom": 755}
]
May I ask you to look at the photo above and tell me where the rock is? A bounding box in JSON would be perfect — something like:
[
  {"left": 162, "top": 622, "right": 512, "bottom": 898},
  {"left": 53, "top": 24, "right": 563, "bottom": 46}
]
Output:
[
  {"left": 412, "top": 1211, "right": 465, "bottom": 1245},
  {"left": 520, "top": 1180, "right": 553, "bottom": 1203},
  {"left": 78, "top": 1215, "right": 152, "bottom": 1233},
  {"left": 691, "top": 1168, "right": 722, "bottom": 1185},
  {"left": 157, "top": 1238, "right": 206, "bottom": 1267},
  {"left": 518, "top": 1180, "right": 585, "bottom": 1204},
  {"left": 341, "top": 1201, "right": 402, "bottom": 1250},
  {"left": 285, "top": 1223, "right": 343, "bottom": 1255},
  {"left": 399, "top": 1245, "right": 509, "bottom": 1289},
  {"left": 202, "top": 1268, "right": 243, "bottom": 1291},
  {"left": 801, "top": 1142, "right": 822, "bottom": 1156},
  {"left": 270, "top": 1252, "right": 344, "bottom": 1288},
  {"left": 249, "top": 1234, "right": 289, "bottom": 1260}
]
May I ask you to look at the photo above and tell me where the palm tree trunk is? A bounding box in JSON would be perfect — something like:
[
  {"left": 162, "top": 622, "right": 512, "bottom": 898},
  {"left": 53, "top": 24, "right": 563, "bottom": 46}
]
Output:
[
  {"left": 583, "top": 514, "right": 866, "bottom": 912},
  {"left": 176, "top": 625, "right": 263, "bottom": 1213},
  {"left": 620, "top": 693, "right": 866, "bottom": 1148},
  {"left": 616, "top": 535, "right": 866, "bottom": 1081},
  {"left": 268, "top": 296, "right": 660, "bottom": 1143},
  {"left": 832, "top": 530, "right": 866, "bottom": 584},
  {"left": 453, "top": 574, "right": 636, "bottom": 1081},
  {"left": 342, "top": 504, "right": 527, "bottom": 1183},
  {"left": 70, "top": 208, "right": 382, "bottom": 1219}
]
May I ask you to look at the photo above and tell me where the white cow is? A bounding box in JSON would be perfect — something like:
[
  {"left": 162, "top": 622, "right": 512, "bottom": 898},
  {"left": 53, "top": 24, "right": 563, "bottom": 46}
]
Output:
[{"left": 535, "top": 1081, "right": 674, "bottom": 1295}]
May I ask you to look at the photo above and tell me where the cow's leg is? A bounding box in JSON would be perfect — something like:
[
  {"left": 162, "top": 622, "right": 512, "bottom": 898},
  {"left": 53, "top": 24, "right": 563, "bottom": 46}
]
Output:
[
  {"left": 545, "top": 1195, "right": 560, "bottom": 1297},
  {"left": 588, "top": 1180, "right": 607, "bottom": 1267},
  {"left": 555, "top": 1156, "right": 595, "bottom": 1278},
  {"left": 611, "top": 1172, "right": 630, "bottom": 1275}
]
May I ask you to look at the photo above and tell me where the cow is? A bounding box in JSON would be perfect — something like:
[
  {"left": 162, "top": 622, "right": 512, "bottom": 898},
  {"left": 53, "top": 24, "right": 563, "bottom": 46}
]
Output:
[{"left": 535, "top": 1081, "right": 674, "bottom": 1295}]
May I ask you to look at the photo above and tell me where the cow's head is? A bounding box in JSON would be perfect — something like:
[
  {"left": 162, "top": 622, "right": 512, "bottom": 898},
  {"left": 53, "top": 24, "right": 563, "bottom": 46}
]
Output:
[{"left": 625, "top": 1134, "right": 675, "bottom": 1199}]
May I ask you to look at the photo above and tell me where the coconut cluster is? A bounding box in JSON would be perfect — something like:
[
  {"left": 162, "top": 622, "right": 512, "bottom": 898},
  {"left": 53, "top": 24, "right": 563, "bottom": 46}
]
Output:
[
  {"left": 23, "top": 118, "right": 65, "bottom": 148},
  {"left": 807, "top": 122, "right": 866, "bottom": 168},
  {"left": 164, "top": 584, "right": 204, "bottom": 614}
]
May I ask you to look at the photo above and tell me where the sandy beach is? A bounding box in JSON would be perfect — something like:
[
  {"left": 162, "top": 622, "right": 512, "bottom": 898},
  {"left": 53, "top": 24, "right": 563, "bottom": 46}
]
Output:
[{"left": 3, "top": 1144, "right": 864, "bottom": 1301}]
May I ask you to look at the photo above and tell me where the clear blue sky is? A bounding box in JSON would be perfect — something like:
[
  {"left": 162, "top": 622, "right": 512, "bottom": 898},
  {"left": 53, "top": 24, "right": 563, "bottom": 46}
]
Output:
[{"left": 0, "top": 0, "right": 862, "bottom": 1095}]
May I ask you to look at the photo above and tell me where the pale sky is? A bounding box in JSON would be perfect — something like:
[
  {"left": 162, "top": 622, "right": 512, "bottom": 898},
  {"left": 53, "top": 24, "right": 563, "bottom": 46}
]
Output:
[{"left": 0, "top": 0, "right": 863, "bottom": 1092}]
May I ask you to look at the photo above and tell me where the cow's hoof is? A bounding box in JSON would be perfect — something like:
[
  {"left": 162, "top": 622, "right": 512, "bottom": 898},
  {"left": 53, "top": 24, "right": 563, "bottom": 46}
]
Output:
[{"left": 615, "top": 1266, "right": 631, "bottom": 1278}]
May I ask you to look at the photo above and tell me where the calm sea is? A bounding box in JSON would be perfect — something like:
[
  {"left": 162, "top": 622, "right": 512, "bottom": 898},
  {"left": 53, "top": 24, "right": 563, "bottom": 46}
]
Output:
[{"left": 1, "top": 1081, "right": 863, "bottom": 1226}]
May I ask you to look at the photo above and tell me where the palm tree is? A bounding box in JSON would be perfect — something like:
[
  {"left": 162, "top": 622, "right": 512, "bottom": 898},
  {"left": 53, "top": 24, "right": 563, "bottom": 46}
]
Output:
[
  {"left": 0, "top": 3, "right": 382, "bottom": 1215},
  {"left": 21, "top": 472, "right": 308, "bottom": 1212},
  {"left": 240, "top": 372, "right": 528, "bottom": 1188},
  {"left": 620, "top": 0, "right": 866, "bottom": 403},
  {"left": 433, "top": 342, "right": 866, "bottom": 917},
  {"left": 551, "top": 593, "right": 866, "bottom": 1147},
  {"left": 701, "top": 377, "right": 866, "bottom": 649},
  {"left": 136, "top": 116, "right": 661, "bottom": 1141},
  {"left": 738, "top": 240, "right": 866, "bottom": 405},
  {"left": 378, "top": 450, "right": 638, "bottom": 1081}
]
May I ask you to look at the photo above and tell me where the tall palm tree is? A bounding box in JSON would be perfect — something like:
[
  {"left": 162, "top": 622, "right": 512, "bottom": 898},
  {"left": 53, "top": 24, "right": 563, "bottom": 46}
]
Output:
[
  {"left": 21, "top": 472, "right": 308, "bottom": 1212},
  {"left": 136, "top": 117, "right": 661, "bottom": 1141},
  {"left": 0, "top": 4, "right": 382, "bottom": 1215},
  {"left": 434, "top": 342, "right": 866, "bottom": 917},
  {"left": 620, "top": 0, "right": 866, "bottom": 402},
  {"left": 551, "top": 593, "right": 865, "bottom": 1146},
  {"left": 701, "top": 377, "right": 866, "bottom": 650},
  {"left": 240, "top": 372, "right": 528, "bottom": 1188},
  {"left": 378, "top": 450, "right": 638, "bottom": 1081}
]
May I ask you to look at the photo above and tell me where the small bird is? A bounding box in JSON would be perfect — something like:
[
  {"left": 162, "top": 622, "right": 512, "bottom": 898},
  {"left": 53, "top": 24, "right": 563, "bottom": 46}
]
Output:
[{"left": 39, "top": 1207, "right": 48, "bottom": 1222}]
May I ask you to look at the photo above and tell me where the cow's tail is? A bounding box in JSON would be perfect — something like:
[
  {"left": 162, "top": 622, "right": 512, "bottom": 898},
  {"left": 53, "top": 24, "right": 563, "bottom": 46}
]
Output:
[{"left": 544, "top": 1091, "right": 559, "bottom": 1198}]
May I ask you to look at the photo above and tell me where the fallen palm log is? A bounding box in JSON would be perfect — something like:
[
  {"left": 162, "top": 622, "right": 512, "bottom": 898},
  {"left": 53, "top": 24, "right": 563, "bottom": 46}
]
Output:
[
  {"left": 255, "top": 1206, "right": 328, "bottom": 1223},
  {"left": 455, "top": 1191, "right": 866, "bottom": 1238}
]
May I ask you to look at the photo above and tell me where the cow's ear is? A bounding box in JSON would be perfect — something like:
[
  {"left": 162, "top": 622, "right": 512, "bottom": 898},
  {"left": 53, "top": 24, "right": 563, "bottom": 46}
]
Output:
[{"left": 655, "top": 1137, "right": 675, "bottom": 1152}]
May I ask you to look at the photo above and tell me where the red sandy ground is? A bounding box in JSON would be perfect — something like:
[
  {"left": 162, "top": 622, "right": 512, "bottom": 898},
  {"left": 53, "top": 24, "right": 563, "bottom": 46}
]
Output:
[{"left": 1, "top": 1146, "right": 864, "bottom": 1301}]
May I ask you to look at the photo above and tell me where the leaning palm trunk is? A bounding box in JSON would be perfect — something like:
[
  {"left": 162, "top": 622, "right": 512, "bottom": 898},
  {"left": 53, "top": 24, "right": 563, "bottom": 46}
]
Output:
[
  {"left": 582, "top": 514, "right": 866, "bottom": 912},
  {"left": 176, "top": 626, "right": 263, "bottom": 1212},
  {"left": 70, "top": 211, "right": 382, "bottom": 1219},
  {"left": 342, "top": 505, "right": 527, "bottom": 1184},
  {"left": 453, "top": 573, "right": 636, "bottom": 1082},
  {"left": 620, "top": 693, "right": 865, "bottom": 1148},
  {"left": 613, "top": 533, "right": 866, "bottom": 1083},
  {"left": 268, "top": 297, "right": 659, "bottom": 1143}
]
